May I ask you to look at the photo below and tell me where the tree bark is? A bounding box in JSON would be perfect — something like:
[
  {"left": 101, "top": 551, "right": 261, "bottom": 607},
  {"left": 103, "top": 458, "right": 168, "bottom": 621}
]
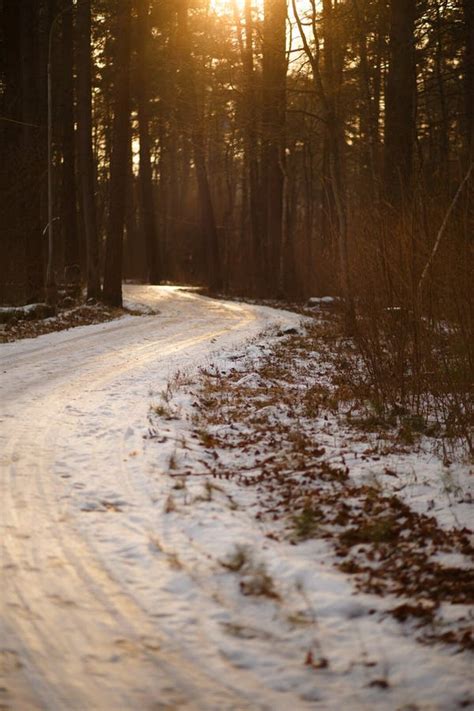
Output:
[
  {"left": 176, "top": 0, "right": 222, "bottom": 292},
  {"left": 76, "top": 0, "right": 101, "bottom": 298},
  {"left": 292, "top": 0, "right": 355, "bottom": 332},
  {"left": 0, "top": 1, "right": 22, "bottom": 302},
  {"left": 60, "top": 0, "right": 80, "bottom": 293},
  {"left": 103, "top": 0, "right": 132, "bottom": 307},
  {"left": 320, "top": 0, "right": 338, "bottom": 245},
  {"left": 261, "top": 0, "right": 286, "bottom": 296},
  {"left": 21, "top": 0, "right": 45, "bottom": 303},
  {"left": 352, "top": 0, "right": 380, "bottom": 193},
  {"left": 136, "top": 0, "right": 160, "bottom": 284},
  {"left": 234, "top": 0, "right": 262, "bottom": 293},
  {"left": 463, "top": 0, "right": 474, "bottom": 160},
  {"left": 383, "top": 0, "right": 416, "bottom": 202}
]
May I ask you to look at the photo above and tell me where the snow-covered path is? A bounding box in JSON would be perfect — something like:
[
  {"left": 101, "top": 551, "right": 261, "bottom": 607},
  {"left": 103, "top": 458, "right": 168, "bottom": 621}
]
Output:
[{"left": 0, "top": 286, "right": 299, "bottom": 711}]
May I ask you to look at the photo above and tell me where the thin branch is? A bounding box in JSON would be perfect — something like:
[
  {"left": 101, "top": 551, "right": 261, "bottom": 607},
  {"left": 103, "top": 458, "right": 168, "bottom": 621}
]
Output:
[
  {"left": 287, "top": 108, "right": 326, "bottom": 124},
  {"left": 417, "top": 162, "right": 473, "bottom": 296},
  {"left": 291, "top": 0, "right": 329, "bottom": 114},
  {"left": 0, "top": 116, "right": 42, "bottom": 128}
]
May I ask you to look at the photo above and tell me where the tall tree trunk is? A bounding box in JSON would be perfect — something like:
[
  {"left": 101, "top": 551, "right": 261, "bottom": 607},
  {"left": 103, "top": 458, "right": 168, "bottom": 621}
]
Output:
[
  {"left": 176, "top": 1, "right": 222, "bottom": 292},
  {"left": 103, "top": 0, "right": 132, "bottom": 307},
  {"left": 234, "top": 0, "right": 262, "bottom": 293},
  {"left": 244, "top": 0, "right": 261, "bottom": 292},
  {"left": 124, "top": 150, "right": 142, "bottom": 278},
  {"left": 76, "top": 0, "right": 101, "bottom": 298},
  {"left": 352, "top": 0, "right": 379, "bottom": 194},
  {"left": 136, "top": 0, "right": 160, "bottom": 284},
  {"left": 463, "top": 0, "right": 474, "bottom": 160},
  {"left": 21, "top": 0, "right": 44, "bottom": 303},
  {"left": 292, "top": 0, "right": 355, "bottom": 331},
  {"left": 320, "top": 0, "right": 338, "bottom": 246},
  {"left": 0, "top": 1, "right": 22, "bottom": 302},
  {"left": 60, "top": 0, "right": 80, "bottom": 293},
  {"left": 433, "top": 0, "right": 449, "bottom": 176},
  {"left": 157, "top": 85, "right": 172, "bottom": 280},
  {"left": 323, "top": 0, "right": 354, "bottom": 330},
  {"left": 261, "top": 0, "right": 286, "bottom": 296},
  {"left": 383, "top": 0, "right": 416, "bottom": 202}
]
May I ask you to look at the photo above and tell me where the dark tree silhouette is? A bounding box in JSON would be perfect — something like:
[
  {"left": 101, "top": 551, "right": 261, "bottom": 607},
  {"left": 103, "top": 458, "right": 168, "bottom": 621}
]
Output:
[
  {"left": 76, "top": 0, "right": 101, "bottom": 298},
  {"left": 383, "top": 0, "right": 417, "bottom": 201},
  {"left": 103, "top": 0, "right": 132, "bottom": 307}
]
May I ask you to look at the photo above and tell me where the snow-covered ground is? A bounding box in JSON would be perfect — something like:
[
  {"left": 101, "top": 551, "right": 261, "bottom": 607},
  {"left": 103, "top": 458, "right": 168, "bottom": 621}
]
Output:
[{"left": 0, "top": 285, "right": 472, "bottom": 710}]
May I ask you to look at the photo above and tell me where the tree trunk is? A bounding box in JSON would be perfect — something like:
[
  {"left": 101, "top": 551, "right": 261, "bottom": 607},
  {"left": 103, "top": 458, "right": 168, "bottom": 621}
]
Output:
[
  {"left": 136, "top": 0, "right": 160, "bottom": 284},
  {"left": 76, "top": 0, "right": 101, "bottom": 298},
  {"left": 103, "top": 0, "right": 132, "bottom": 307},
  {"left": 383, "top": 0, "right": 416, "bottom": 202},
  {"left": 60, "top": 0, "right": 80, "bottom": 294},
  {"left": 433, "top": 0, "right": 449, "bottom": 176},
  {"left": 352, "top": 0, "right": 379, "bottom": 194},
  {"left": 463, "top": 0, "right": 474, "bottom": 160},
  {"left": 0, "top": 1, "right": 22, "bottom": 302},
  {"left": 176, "top": 1, "right": 222, "bottom": 292},
  {"left": 292, "top": 0, "right": 355, "bottom": 331},
  {"left": 261, "top": 0, "right": 286, "bottom": 296},
  {"left": 234, "top": 0, "right": 262, "bottom": 293},
  {"left": 21, "top": 0, "right": 45, "bottom": 303}
]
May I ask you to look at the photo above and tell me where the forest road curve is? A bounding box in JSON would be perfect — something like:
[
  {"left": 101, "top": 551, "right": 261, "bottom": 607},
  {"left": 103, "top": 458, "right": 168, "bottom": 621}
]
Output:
[{"left": 0, "top": 285, "right": 300, "bottom": 711}]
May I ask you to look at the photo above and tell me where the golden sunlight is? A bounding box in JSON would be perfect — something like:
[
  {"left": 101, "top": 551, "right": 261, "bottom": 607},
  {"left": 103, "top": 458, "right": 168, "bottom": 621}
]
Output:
[
  {"left": 209, "top": 0, "right": 314, "bottom": 21},
  {"left": 209, "top": 0, "right": 263, "bottom": 16}
]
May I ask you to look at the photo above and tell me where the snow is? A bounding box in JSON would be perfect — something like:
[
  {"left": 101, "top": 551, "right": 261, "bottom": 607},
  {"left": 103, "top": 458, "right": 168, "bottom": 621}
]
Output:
[
  {"left": 307, "top": 296, "right": 338, "bottom": 306},
  {"left": 0, "top": 302, "right": 47, "bottom": 314},
  {"left": 0, "top": 285, "right": 472, "bottom": 710}
]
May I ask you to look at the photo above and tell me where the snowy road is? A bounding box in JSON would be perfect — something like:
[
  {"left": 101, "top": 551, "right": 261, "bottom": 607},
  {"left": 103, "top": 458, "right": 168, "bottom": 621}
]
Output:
[{"left": 0, "top": 286, "right": 299, "bottom": 711}]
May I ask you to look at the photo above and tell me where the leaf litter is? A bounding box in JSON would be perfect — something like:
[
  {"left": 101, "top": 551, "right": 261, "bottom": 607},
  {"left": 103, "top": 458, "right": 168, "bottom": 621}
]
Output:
[{"left": 145, "top": 303, "right": 473, "bottom": 709}]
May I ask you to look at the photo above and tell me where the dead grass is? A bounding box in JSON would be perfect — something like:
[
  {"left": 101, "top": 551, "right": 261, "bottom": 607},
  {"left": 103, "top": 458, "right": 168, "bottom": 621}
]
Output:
[{"left": 220, "top": 545, "right": 280, "bottom": 600}]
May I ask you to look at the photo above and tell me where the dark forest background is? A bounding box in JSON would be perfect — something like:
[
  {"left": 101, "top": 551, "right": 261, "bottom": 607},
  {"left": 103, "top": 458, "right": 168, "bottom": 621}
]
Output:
[{"left": 0, "top": 0, "right": 472, "bottom": 303}]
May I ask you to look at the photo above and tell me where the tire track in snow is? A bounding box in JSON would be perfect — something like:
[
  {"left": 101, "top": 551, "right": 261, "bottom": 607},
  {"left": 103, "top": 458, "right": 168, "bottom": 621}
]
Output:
[{"left": 0, "top": 286, "right": 298, "bottom": 710}]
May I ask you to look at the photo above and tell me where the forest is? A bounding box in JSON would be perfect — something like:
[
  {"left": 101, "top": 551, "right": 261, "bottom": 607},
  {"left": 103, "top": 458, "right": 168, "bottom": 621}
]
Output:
[
  {"left": 1, "top": 3, "right": 474, "bottom": 706},
  {"left": 0, "top": 0, "right": 473, "bottom": 440}
]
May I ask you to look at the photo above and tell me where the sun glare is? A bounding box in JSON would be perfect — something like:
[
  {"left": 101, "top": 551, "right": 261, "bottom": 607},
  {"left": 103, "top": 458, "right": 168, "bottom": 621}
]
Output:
[
  {"left": 209, "top": 0, "right": 312, "bottom": 21},
  {"left": 209, "top": 0, "right": 262, "bottom": 16}
]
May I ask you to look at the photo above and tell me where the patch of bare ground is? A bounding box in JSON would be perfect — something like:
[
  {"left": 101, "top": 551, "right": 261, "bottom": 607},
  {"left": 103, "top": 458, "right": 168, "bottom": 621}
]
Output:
[{"left": 191, "top": 309, "right": 474, "bottom": 652}]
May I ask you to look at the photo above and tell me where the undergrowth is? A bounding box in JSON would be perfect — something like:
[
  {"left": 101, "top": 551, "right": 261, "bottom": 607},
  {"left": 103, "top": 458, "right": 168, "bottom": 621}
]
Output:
[
  {"left": 189, "top": 314, "right": 474, "bottom": 651},
  {"left": 350, "top": 204, "right": 473, "bottom": 455}
]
